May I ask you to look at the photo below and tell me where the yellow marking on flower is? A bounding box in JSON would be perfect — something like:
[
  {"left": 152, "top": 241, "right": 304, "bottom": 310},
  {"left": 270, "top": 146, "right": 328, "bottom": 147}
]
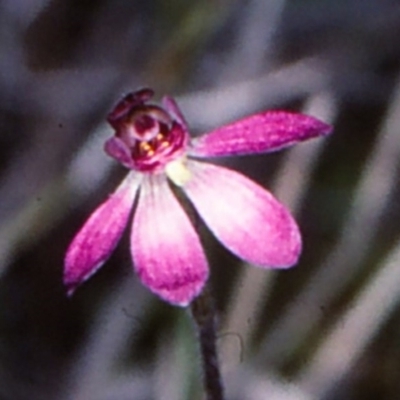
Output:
[
  {"left": 140, "top": 142, "right": 151, "bottom": 151},
  {"left": 139, "top": 141, "right": 154, "bottom": 156},
  {"left": 166, "top": 158, "right": 192, "bottom": 186}
]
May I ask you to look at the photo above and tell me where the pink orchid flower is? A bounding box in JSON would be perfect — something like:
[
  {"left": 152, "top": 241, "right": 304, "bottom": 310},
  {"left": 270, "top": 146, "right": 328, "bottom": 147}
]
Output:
[{"left": 64, "top": 88, "right": 332, "bottom": 306}]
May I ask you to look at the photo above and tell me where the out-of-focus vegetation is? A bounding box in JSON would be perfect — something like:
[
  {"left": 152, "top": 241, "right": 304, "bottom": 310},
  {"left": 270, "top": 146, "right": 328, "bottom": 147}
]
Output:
[{"left": 1, "top": 1, "right": 400, "bottom": 399}]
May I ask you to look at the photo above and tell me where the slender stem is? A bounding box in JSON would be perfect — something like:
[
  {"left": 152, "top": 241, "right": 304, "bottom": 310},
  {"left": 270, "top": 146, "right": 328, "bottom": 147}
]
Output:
[{"left": 190, "top": 286, "right": 225, "bottom": 400}]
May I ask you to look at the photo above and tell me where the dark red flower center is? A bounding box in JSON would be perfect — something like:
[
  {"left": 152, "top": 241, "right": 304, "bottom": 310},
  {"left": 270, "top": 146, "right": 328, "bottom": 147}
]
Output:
[
  {"left": 134, "top": 114, "right": 156, "bottom": 136},
  {"left": 106, "top": 89, "right": 188, "bottom": 172}
]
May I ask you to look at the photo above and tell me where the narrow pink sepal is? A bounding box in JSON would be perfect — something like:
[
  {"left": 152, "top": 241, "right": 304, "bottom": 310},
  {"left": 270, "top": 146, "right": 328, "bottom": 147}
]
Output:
[
  {"left": 162, "top": 96, "right": 189, "bottom": 131},
  {"left": 183, "top": 161, "right": 301, "bottom": 268},
  {"left": 131, "top": 175, "right": 208, "bottom": 306},
  {"left": 104, "top": 136, "right": 135, "bottom": 169},
  {"left": 189, "top": 111, "right": 332, "bottom": 158},
  {"left": 64, "top": 173, "right": 141, "bottom": 295}
]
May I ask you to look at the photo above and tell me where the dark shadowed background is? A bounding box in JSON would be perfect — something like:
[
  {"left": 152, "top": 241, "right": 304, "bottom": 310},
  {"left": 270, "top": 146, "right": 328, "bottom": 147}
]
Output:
[{"left": 1, "top": 1, "right": 400, "bottom": 399}]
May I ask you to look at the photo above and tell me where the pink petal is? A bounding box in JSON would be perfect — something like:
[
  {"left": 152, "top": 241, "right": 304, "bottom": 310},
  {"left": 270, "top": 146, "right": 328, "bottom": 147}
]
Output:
[
  {"left": 104, "top": 136, "right": 135, "bottom": 169},
  {"left": 64, "top": 173, "right": 141, "bottom": 295},
  {"left": 131, "top": 175, "right": 208, "bottom": 306},
  {"left": 162, "top": 95, "right": 189, "bottom": 131},
  {"left": 189, "top": 111, "right": 332, "bottom": 158},
  {"left": 182, "top": 161, "right": 301, "bottom": 268}
]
